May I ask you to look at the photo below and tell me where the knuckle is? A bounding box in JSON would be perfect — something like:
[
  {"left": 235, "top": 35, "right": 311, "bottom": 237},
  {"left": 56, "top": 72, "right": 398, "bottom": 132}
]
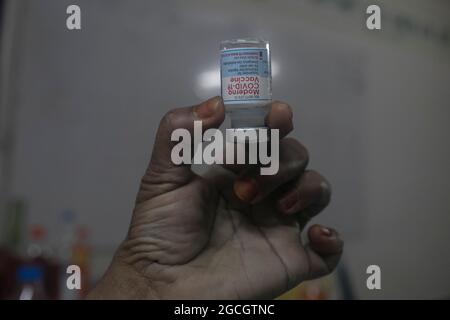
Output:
[
  {"left": 321, "top": 180, "right": 332, "bottom": 205},
  {"left": 282, "top": 138, "right": 310, "bottom": 169},
  {"left": 306, "top": 170, "right": 332, "bottom": 206},
  {"left": 298, "top": 144, "right": 309, "bottom": 168},
  {"left": 161, "top": 109, "right": 178, "bottom": 129},
  {"left": 161, "top": 105, "right": 191, "bottom": 130},
  {"left": 273, "top": 101, "right": 292, "bottom": 115}
]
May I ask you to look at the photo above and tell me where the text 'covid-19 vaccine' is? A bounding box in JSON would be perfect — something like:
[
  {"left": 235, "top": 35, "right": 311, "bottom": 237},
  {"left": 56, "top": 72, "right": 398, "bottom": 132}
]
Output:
[{"left": 220, "top": 38, "right": 272, "bottom": 129}]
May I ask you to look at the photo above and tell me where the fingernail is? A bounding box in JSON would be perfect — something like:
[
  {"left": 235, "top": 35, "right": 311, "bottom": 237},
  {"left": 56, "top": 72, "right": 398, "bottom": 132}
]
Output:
[
  {"left": 234, "top": 178, "right": 259, "bottom": 203},
  {"left": 321, "top": 227, "right": 332, "bottom": 236},
  {"left": 195, "top": 96, "right": 222, "bottom": 119}
]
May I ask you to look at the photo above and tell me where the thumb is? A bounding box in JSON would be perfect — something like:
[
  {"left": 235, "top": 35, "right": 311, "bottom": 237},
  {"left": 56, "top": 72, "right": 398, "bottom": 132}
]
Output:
[
  {"left": 304, "top": 224, "right": 344, "bottom": 280},
  {"left": 137, "top": 96, "right": 225, "bottom": 203}
]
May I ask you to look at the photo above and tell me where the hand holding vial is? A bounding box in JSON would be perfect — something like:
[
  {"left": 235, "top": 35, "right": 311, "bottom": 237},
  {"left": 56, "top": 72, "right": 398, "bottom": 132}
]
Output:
[{"left": 87, "top": 96, "right": 343, "bottom": 299}]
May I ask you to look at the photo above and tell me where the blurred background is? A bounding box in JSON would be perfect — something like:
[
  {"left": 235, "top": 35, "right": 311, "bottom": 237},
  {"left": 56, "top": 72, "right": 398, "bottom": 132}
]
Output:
[{"left": 0, "top": 0, "right": 449, "bottom": 299}]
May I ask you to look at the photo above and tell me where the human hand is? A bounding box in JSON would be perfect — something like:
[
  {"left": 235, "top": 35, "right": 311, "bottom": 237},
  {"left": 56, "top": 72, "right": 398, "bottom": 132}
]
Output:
[{"left": 88, "top": 96, "right": 343, "bottom": 299}]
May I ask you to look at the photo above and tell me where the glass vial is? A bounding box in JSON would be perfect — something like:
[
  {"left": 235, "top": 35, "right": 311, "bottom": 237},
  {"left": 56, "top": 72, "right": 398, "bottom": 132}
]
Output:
[{"left": 220, "top": 38, "right": 272, "bottom": 129}]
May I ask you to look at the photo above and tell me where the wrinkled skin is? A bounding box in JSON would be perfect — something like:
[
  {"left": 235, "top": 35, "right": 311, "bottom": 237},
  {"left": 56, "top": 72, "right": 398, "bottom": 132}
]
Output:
[{"left": 88, "top": 97, "right": 343, "bottom": 299}]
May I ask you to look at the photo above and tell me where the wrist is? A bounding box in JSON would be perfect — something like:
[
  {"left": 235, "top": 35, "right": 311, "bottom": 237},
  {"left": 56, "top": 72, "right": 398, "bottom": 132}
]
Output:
[{"left": 87, "top": 249, "right": 160, "bottom": 300}]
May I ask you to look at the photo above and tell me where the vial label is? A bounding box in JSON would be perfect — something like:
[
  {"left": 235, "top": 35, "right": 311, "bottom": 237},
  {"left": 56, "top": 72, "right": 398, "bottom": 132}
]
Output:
[{"left": 221, "top": 48, "right": 271, "bottom": 105}]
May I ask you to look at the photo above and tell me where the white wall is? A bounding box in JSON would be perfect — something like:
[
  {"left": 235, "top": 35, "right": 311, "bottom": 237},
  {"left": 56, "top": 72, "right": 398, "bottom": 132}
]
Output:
[{"left": 1, "top": 0, "right": 450, "bottom": 298}]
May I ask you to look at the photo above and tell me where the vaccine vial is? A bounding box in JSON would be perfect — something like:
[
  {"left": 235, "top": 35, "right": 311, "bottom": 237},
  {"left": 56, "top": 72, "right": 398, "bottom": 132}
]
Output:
[{"left": 220, "top": 38, "right": 272, "bottom": 129}]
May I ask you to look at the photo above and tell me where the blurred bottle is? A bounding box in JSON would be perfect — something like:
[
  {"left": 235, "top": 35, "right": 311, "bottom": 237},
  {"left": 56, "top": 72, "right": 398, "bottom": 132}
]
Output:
[
  {"left": 56, "top": 210, "right": 76, "bottom": 262},
  {"left": 56, "top": 210, "right": 78, "bottom": 299},
  {"left": 27, "top": 225, "right": 53, "bottom": 259},
  {"left": 14, "top": 265, "right": 48, "bottom": 300},
  {"left": 26, "top": 224, "right": 60, "bottom": 299},
  {"left": 72, "top": 226, "right": 91, "bottom": 298},
  {"left": 1, "top": 199, "right": 27, "bottom": 254}
]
